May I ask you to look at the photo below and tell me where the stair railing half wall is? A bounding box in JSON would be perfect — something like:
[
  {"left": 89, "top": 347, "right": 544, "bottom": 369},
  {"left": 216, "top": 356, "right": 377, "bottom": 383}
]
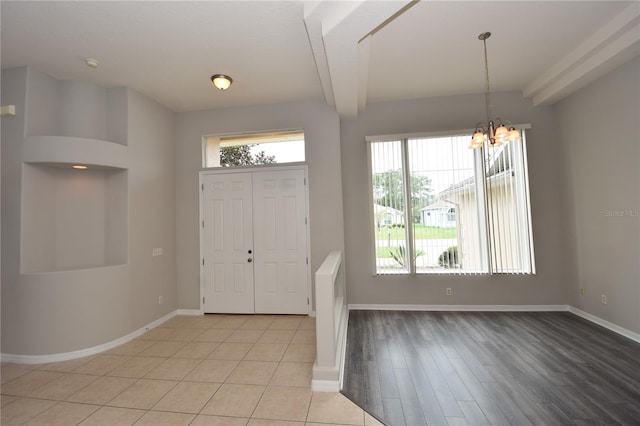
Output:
[{"left": 312, "top": 251, "right": 348, "bottom": 392}]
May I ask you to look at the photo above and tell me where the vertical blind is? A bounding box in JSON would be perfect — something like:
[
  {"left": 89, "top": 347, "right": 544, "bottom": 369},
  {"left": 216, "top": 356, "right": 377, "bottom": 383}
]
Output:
[
  {"left": 483, "top": 132, "right": 535, "bottom": 274},
  {"left": 370, "top": 141, "right": 408, "bottom": 274},
  {"left": 368, "top": 131, "right": 534, "bottom": 275}
]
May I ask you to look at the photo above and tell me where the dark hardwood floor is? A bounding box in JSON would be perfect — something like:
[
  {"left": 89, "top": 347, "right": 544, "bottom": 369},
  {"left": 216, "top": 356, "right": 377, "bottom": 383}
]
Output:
[{"left": 342, "top": 311, "right": 640, "bottom": 425}]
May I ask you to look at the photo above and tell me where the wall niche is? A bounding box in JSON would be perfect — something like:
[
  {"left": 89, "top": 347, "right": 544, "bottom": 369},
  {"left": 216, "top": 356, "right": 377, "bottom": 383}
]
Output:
[
  {"left": 21, "top": 164, "right": 128, "bottom": 273},
  {"left": 18, "top": 69, "right": 130, "bottom": 274}
]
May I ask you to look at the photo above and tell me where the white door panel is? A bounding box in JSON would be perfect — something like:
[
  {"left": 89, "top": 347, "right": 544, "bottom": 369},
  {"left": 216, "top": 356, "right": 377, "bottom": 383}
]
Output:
[
  {"left": 202, "top": 173, "right": 254, "bottom": 313},
  {"left": 253, "top": 170, "right": 308, "bottom": 314}
]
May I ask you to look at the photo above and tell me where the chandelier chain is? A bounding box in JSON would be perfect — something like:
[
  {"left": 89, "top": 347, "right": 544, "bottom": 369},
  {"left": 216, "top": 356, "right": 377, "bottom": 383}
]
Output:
[{"left": 483, "top": 37, "right": 492, "bottom": 124}]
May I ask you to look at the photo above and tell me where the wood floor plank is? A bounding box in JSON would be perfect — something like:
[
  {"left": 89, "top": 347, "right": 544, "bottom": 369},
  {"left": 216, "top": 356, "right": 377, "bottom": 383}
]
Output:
[
  {"left": 378, "top": 356, "right": 401, "bottom": 400},
  {"left": 404, "top": 355, "right": 448, "bottom": 426},
  {"left": 342, "top": 311, "right": 640, "bottom": 426},
  {"left": 550, "top": 384, "right": 610, "bottom": 422},
  {"left": 445, "top": 416, "right": 469, "bottom": 426},
  {"left": 481, "top": 381, "right": 534, "bottom": 425},
  {"left": 417, "top": 351, "right": 464, "bottom": 418},
  {"left": 382, "top": 398, "right": 406, "bottom": 426},
  {"left": 448, "top": 358, "right": 511, "bottom": 425},
  {"left": 457, "top": 400, "right": 490, "bottom": 425},
  {"left": 394, "top": 367, "right": 427, "bottom": 426},
  {"left": 608, "top": 401, "right": 640, "bottom": 425},
  {"left": 427, "top": 344, "right": 474, "bottom": 402},
  {"left": 364, "top": 360, "right": 385, "bottom": 416},
  {"left": 538, "top": 402, "right": 574, "bottom": 425},
  {"left": 375, "top": 337, "right": 391, "bottom": 361}
]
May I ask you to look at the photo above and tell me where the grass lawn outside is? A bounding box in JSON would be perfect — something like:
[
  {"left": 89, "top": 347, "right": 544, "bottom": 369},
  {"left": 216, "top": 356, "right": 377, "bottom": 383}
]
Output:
[
  {"left": 375, "top": 224, "right": 457, "bottom": 241},
  {"left": 376, "top": 246, "right": 394, "bottom": 258}
]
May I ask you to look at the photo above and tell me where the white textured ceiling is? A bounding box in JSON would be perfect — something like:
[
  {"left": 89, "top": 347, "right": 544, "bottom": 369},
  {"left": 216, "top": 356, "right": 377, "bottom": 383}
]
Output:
[
  {"left": 367, "top": 1, "right": 633, "bottom": 102},
  {"left": 2, "top": 1, "right": 638, "bottom": 115},
  {"left": 1, "top": 1, "right": 322, "bottom": 112}
]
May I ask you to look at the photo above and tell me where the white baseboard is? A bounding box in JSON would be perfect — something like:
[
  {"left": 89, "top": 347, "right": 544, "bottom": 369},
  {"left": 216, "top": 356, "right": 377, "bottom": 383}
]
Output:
[
  {"left": 311, "top": 380, "right": 340, "bottom": 392},
  {"left": 176, "top": 309, "right": 203, "bottom": 316},
  {"left": 348, "top": 304, "right": 569, "bottom": 312},
  {"left": 568, "top": 306, "right": 640, "bottom": 343},
  {"left": 312, "top": 379, "right": 341, "bottom": 392},
  {"left": 1, "top": 311, "right": 177, "bottom": 364},
  {"left": 145, "top": 310, "right": 178, "bottom": 329}
]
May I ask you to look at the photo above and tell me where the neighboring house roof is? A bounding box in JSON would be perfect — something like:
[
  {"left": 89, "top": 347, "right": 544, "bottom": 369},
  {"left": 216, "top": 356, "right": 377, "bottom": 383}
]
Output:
[
  {"left": 374, "top": 204, "right": 403, "bottom": 215},
  {"left": 438, "top": 146, "right": 514, "bottom": 198},
  {"left": 420, "top": 199, "right": 455, "bottom": 212}
]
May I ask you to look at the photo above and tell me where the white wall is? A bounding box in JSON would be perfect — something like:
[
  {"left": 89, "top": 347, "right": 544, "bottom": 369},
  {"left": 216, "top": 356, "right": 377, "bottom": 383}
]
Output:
[
  {"left": 556, "top": 57, "right": 640, "bottom": 334},
  {"left": 341, "top": 91, "right": 575, "bottom": 306},
  {"left": 175, "top": 100, "right": 343, "bottom": 310}
]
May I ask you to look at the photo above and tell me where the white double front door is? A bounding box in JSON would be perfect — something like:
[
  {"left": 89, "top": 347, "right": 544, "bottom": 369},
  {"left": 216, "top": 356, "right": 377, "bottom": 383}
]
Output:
[{"left": 201, "top": 168, "right": 309, "bottom": 314}]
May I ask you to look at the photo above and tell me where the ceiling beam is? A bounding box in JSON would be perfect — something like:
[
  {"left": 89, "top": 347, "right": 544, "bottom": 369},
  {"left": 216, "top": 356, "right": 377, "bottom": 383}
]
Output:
[
  {"left": 304, "top": 0, "right": 414, "bottom": 118},
  {"left": 303, "top": 1, "right": 338, "bottom": 108},
  {"left": 523, "top": 2, "right": 640, "bottom": 106}
]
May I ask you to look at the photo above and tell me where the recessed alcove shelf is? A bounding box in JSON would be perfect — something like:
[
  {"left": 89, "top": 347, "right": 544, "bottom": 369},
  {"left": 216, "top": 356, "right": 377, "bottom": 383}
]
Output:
[
  {"left": 23, "top": 136, "right": 129, "bottom": 169},
  {"left": 21, "top": 163, "right": 128, "bottom": 273},
  {"left": 20, "top": 134, "right": 129, "bottom": 273}
]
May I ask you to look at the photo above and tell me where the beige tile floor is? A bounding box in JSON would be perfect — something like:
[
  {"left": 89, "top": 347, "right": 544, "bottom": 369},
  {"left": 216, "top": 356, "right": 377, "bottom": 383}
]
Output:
[{"left": 1, "top": 314, "right": 383, "bottom": 426}]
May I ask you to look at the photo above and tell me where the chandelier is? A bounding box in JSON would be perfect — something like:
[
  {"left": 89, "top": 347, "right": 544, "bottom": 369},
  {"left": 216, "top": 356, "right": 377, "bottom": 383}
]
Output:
[{"left": 469, "top": 32, "right": 520, "bottom": 149}]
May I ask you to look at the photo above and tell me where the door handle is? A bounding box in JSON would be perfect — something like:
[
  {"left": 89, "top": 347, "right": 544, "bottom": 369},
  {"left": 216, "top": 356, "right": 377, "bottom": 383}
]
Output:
[{"left": 248, "top": 258, "right": 253, "bottom": 263}]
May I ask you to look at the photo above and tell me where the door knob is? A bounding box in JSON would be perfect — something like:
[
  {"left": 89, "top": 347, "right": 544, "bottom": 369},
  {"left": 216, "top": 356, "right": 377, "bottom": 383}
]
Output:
[{"left": 248, "top": 258, "right": 253, "bottom": 263}]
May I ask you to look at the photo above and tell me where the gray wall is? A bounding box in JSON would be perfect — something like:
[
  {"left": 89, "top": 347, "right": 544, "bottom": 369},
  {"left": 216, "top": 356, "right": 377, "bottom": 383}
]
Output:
[
  {"left": 340, "top": 91, "right": 575, "bottom": 306},
  {"left": 1, "top": 67, "right": 177, "bottom": 356},
  {"left": 127, "top": 89, "right": 177, "bottom": 328},
  {"left": 556, "top": 57, "right": 640, "bottom": 334},
  {"left": 175, "top": 100, "right": 344, "bottom": 310}
]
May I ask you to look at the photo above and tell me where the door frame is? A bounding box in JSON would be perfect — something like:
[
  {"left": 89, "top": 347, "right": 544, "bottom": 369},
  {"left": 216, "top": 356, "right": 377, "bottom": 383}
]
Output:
[{"left": 199, "top": 164, "right": 312, "bottom": 315}]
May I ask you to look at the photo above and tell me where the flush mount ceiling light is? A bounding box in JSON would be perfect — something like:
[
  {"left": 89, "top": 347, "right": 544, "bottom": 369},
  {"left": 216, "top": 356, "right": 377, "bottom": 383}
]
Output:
[
  {"left": 1, "top": 105, "right": 16, "bottom": 117},
  {"left": 469, "top": 32, "right": 521, "bottom": 149},
  {"left": 84, "top": 58, "right": 99, "bottom": 69},
  {"left": 211, "top": 74, "right": 233, "bottom": 91}
]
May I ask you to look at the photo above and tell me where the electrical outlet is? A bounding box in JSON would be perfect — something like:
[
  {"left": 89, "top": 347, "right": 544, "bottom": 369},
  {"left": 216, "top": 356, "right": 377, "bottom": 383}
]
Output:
[
  {"left": 446, "top": 288, "right": 453, "bottom": 296},
  {"left": 580, "top": 288, "right": 585, "bottom": 296},
  {"left": 152, "top": 247, "right": 163, "bottom": 256},
  {"left": 601, "top": 294, "right": 607, "bottom": 305},
  {"left": 158, "top": 296, "right": 163, "bottom": 304}
]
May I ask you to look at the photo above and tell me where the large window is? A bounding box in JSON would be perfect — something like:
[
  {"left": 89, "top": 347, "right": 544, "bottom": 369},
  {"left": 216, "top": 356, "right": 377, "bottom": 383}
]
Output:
[{"left": 368, "top": 131, "right": 534, "bottom": 275}]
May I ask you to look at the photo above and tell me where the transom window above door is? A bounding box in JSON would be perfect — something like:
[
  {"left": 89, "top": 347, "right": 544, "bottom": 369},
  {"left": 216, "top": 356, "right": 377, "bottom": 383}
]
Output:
[{"left": 203, "top": 130, "right": 305, "bottom": 168}]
